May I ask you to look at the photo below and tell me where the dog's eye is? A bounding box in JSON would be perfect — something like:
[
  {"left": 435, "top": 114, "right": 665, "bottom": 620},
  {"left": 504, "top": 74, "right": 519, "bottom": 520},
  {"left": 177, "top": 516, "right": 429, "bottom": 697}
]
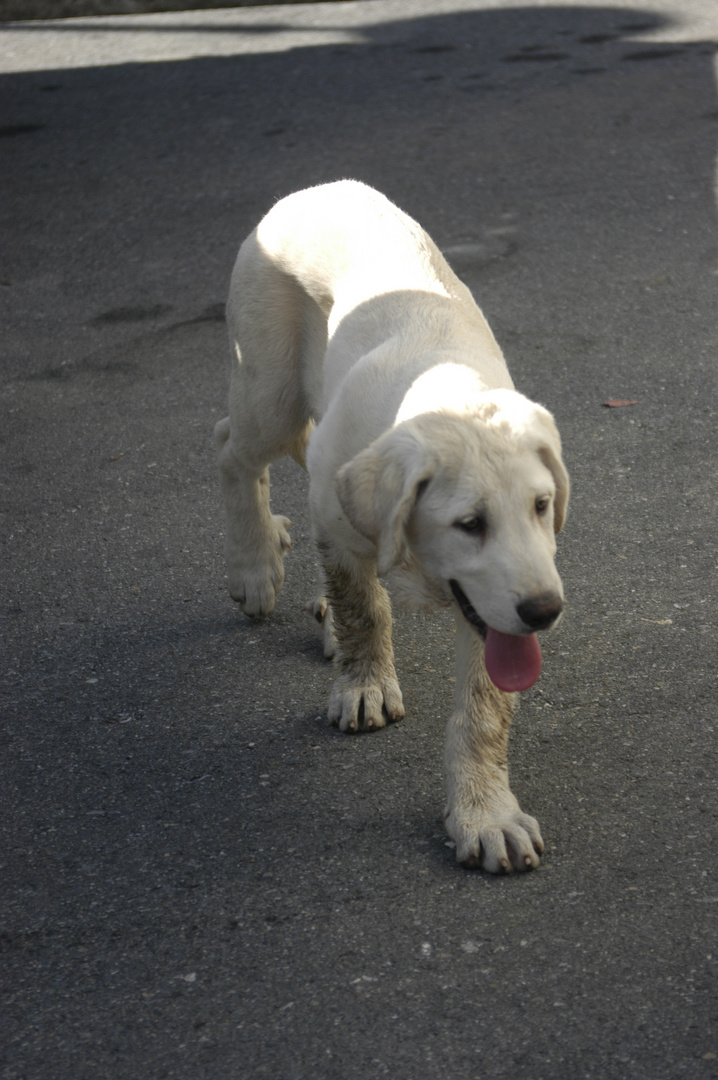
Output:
[
  {"left": 455, "top": 514, "right": 487, "bottom": 536},
  {"left": 535, "top": 495, "right": 550, "bottom": 516}
]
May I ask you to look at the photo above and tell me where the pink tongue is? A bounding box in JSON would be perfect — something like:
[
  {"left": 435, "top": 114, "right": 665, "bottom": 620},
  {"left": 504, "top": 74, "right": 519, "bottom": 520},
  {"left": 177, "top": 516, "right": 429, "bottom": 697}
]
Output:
[{"left": 484, "top": 628, "right": 542, "bottom": 692}]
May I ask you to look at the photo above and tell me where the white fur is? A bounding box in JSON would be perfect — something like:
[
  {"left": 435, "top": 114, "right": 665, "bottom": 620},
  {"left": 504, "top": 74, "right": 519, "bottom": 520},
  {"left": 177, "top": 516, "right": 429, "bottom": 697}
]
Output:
[{"left": 216, "top": 181, "right": 569, "bottom": 873}]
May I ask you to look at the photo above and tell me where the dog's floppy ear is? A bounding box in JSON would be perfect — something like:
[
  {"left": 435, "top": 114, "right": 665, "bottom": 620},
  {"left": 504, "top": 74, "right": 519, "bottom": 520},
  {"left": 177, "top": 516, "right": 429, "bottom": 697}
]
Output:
[
  {"left": 537, "top": 436, "right": 569, "bottom": 533},
  {"left": 336, "top": 426, "right": 433, "bottom": 575},
  {"left": 520, "top": 406, "right": 569, "bottom": 533},
  {"left": 480, "top": 390, "right": 569, "bottom": 533}
]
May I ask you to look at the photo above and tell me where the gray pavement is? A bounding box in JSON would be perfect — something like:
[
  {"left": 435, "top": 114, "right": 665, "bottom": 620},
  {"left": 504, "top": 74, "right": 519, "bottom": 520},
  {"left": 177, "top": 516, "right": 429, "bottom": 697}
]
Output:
[{"left": 1, "top": 2, "right": 717, "bottom": 1077}]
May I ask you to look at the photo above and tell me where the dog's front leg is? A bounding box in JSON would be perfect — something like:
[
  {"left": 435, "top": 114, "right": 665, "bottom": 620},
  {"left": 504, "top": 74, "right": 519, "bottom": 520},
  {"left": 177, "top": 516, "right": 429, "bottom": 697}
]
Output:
[
  {"left": 443, "top": 617, "right": 544, "bottom": 873},
  {"left": 318, "top": 542, "right": 405, "bottom": 733}
]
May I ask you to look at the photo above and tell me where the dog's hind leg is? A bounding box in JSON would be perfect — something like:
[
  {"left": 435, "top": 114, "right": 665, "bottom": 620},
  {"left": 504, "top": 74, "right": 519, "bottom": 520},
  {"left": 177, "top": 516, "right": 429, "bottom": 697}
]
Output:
[
  {"left": 216, "top": 232, "right": 324, "bottom": 617},
  {"left": 214, "top": 416, "right": 294, "bottom": 616},
  {"left": 303, "top": 593, "right": 337, "bottom": 658}
]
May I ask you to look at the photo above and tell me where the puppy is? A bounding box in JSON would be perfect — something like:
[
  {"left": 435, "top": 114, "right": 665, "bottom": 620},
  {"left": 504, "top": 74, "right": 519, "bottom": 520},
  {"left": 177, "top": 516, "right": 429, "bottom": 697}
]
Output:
[{"left": 215, "top": 180, "right": 569, "bottom": 872}]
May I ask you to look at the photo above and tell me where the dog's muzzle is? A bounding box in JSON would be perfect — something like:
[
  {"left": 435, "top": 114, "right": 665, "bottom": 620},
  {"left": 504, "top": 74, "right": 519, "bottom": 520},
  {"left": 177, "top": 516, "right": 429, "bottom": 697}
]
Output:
[{"left": 450, "top": 581, "right": 563, "bottom": 636}]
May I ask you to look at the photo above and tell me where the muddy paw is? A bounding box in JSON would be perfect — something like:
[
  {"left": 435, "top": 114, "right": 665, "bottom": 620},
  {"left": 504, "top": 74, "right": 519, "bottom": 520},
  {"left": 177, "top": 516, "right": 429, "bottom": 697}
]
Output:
[
  {"left": 444, "top": 796, "right": 544, "bottom": 874},
  {"left": 327, "top": 672, "right": 405, "bottom": 733}
]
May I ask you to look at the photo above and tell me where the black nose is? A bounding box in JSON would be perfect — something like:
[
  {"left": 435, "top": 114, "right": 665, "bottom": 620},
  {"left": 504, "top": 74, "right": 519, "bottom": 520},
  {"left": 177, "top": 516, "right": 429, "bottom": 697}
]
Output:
[{"left": 516, "top": 593, "right": 563, "bottom": 631}]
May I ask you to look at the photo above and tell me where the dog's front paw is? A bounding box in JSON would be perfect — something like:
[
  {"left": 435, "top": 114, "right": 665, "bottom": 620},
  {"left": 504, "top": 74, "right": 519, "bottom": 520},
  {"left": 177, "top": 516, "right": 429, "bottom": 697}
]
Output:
[
  {"left": 227, "top": 515, "right": 292, "bottom": 616},
  {"left": 328, "top": 670, "right": 405, "bottom": 733},
  {"left": 444, "top": 789, "right": 544, "bottom": 873}
]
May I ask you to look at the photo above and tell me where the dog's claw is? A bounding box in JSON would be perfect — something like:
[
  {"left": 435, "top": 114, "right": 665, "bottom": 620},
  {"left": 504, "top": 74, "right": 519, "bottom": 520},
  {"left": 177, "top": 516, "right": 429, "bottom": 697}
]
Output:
[
  {"left": 328, "top": 673, "right": 405, "bottom": 734},
  {"left": 446, "top": 801, "right": 543, "bottom": 874}
]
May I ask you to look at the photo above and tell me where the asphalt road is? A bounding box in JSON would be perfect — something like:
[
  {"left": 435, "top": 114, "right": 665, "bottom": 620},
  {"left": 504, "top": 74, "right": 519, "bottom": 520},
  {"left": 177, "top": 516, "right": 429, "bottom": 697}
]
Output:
[{"left": 1, "top": 2, "right": 717, "bottom": 1077}]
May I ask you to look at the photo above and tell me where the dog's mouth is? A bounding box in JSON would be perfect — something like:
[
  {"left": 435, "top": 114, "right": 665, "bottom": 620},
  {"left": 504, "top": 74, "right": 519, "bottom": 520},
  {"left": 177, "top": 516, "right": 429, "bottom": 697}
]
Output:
[
  {"left": 449, "top": 579, "right": 543, "bottom": 693},
  {"left": 449, "top": 579, "right": 487, "bottom": 637}
]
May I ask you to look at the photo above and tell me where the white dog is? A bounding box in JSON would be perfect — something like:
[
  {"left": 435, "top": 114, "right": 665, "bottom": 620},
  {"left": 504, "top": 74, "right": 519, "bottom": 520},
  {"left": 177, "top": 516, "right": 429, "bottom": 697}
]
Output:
[{"left": 215, "top": 181, "right": 569, "bottom": 873}]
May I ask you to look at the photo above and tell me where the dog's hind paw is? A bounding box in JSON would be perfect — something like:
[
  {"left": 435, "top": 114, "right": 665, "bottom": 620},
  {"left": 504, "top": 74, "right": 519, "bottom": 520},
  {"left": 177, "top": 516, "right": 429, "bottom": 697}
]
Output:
[
  {"left": 444, "top": 794, "right": 544, "bottom": 874},
  {"left": 273, "top": 514, "right": 292, "bottom": 552},
  {"left": 328, "top": 671, "right": 405, "bottom": 733},
  {"left": 227, "top": 515, "right": 292, "bottom": 617},
  {"left": 303, "top": 595, "right": 337, "bottom": 658}
]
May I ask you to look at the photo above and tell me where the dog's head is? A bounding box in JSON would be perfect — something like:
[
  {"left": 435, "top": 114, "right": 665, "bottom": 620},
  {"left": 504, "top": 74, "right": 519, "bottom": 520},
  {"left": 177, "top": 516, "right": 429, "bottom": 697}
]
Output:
[{"left": 336, "top": 390, "right": 569, "bottom": 638}]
